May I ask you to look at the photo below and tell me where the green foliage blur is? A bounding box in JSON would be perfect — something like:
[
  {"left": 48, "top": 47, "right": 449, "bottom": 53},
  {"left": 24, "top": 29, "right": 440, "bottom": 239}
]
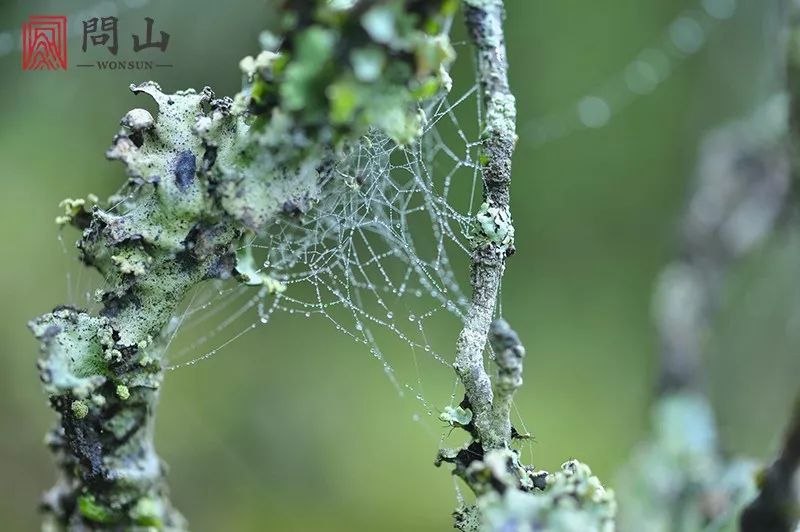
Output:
[{"left": 0, "top": 1, "right": 797, "bottom": 530}]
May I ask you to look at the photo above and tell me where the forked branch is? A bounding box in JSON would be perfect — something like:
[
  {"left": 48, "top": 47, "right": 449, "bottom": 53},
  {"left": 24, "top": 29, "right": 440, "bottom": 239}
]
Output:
[{"left": 440, "top": 2, "right": 616, "bottom": 531}]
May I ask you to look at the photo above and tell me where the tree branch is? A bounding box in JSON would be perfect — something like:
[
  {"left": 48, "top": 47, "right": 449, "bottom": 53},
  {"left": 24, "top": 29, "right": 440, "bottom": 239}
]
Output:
[
  {"left": 438, "top": 4, "right": 616, "bottom": 531},
  {"left": 653, "top": 95, "right": 790, "bottom": 395},
  {"left": 455, "top": 0, "right": 518, "bottom": 451}
]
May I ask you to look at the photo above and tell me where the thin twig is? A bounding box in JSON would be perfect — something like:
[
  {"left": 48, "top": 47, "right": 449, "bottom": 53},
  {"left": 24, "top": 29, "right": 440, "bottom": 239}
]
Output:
[{"left": 455, "top": 0, "right": 518, "bottom": 450}]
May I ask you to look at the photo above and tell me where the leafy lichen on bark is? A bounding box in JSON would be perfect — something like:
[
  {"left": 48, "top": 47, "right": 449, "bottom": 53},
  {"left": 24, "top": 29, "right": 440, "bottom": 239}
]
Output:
[
  {"left": 30, "top": 82, "right": 240, "bottom": 530},
  {"left": 473, "top": 460, "right": 616, "bottom": 532},
  {"left": 30, "top": 1, "right": 457, "bottom": 529}
]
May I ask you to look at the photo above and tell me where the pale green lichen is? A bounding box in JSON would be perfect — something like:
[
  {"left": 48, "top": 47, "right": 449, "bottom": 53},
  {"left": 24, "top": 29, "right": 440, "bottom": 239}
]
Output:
[
  {"left": 234, "top": 245, "right": 286, "bottom": 293},
  {"left": 115, "top": 384, "right": 130, "bottom": 401},
  {"left": 55, "top": 195, "right": 98, "bottom": 226},
  {"left": 102, "top": 408, "right": 142, "bottom": 440},
  {"left": 71, "top": 400, "right": 89, "bottom": 419},
  {"left": 29, "top": 309, "right": 111, "bottom": 399},
  {"left": 484, "top": 92, "right": 518, "bottom": 143},
  {"left": 350, "top": 47, "right": 386, "bottom": 83},
  {"left": 440, "top": 405, "right": 473, "bottom": 426},
  {"left": 443, "top": 447, "right": 616, "bottom": 532},
  {"left": 471, "top": 201, "right": 515, "bottom": 254},
  {"left": 120, "top": 108, "right": 154, "bottom": 131},
  {"left": 111, "top": 248, "right": 153, "bottom": 277},
  {"left": 239, "top": 50, "right": 281, "bottom": 81},
  {"left": 474, "top": 460, "right": 616, "bottom": 532},
  {"left": 130, "top": 496, "right": 164, "bottom": 527}
]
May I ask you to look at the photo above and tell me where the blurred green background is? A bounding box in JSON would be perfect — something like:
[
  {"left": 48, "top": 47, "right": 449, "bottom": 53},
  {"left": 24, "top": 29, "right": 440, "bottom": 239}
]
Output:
[{"left": 1, "top": 0, "right": 799, "bottom": 530}]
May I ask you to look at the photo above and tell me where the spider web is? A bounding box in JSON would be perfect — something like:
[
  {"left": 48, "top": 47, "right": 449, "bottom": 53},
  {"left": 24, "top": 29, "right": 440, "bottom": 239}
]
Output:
[
  {"left": 156, "top": 0, "right": 743, "bottom": 435},
  {"left": 54, "top": 0, "right": 743, "bottom": 447},
  {"left": 159, "top": 70, "right": 488, "bottom": 431}
]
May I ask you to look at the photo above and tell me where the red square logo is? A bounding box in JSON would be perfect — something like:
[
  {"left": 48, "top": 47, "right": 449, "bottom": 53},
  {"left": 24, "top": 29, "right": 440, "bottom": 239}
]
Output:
[{"left": 22, "top": 16, "right": 68, "bottom": 71}]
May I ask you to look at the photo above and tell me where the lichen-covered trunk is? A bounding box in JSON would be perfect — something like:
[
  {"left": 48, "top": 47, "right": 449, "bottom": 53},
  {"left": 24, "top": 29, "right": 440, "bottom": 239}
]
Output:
[
  {"left": 29, "top": 1, "right": 457, "bottom": 529},
  {"left": 33, "top": 305, "right": 185, "bottom": 529},
  {"left": 30, "top": 86, "right": 243, "bottom": 529}
]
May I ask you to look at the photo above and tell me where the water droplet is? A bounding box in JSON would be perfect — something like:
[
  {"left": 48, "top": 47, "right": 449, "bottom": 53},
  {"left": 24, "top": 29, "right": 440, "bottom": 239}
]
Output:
[
  {"left": 638, "top": 49, "right": 670, "bottom": 82},
  {"left": 624, "top": 59, "right": 659, "bottom": 94},
  {"left": 578, "top": 96, "right": 611, "bottom": 128},
  {"left": 304, "top": 312, "right": 311, "bottom": 318},
  {"left": 702, "top": 0, "right": 736, "bottom": 20},
  {"left": 669, "top": 16, "right": 705, "bottom": 55},
  {"left": 408, "top": 314, "right": 416, "bottom": 322},
  {"left": 355, "top": 322, "right": 363, "bottom": 331},
  {"left": 386, "top": 311, "right": 394, "bottom": 320}
]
